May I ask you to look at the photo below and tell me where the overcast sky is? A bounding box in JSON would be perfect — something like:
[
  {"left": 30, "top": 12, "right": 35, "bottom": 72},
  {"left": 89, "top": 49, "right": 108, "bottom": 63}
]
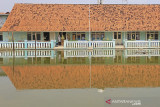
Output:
[{"left": 0, "top": 0, "right": 160, "bottom": 12}]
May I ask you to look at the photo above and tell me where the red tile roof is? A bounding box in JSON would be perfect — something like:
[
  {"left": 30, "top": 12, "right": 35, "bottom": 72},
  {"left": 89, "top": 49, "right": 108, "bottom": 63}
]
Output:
[
  {"left": 0, "top": 4, "right": 160, "bottom": 32},
  {"left": 0, "top": 13, "right": 5, "bottom": 14}
]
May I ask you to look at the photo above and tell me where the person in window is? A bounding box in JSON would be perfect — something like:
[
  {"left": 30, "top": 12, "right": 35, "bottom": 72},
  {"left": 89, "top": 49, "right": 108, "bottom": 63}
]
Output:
[{"left": 58, "top": 35, "right": 61, "bottom": 45}]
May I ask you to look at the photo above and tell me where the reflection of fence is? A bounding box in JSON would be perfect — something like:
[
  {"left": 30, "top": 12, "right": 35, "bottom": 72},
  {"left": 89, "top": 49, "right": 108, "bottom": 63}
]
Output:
[
  {"left": 0, "top": 50, "right": 55, "bottom": 58},
  {"left": 125, "top": 49, "right": 160, "bottom": 57},
  {"left": 64, "top": 50, "right": 115, "bottom": 58},
  {"left": 124, "top": 40, "right": 160, "bottom": 48},
  {"left": 0, "top": 40, "right": 56, "bottom": 49},
  {"left": 64, "top": 40, "right": 115, "bottom": 49}
]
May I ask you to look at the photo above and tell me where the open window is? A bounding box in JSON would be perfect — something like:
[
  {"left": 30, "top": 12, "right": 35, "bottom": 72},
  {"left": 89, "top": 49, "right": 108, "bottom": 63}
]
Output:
[
  {"left": 0, "top": 32, "right": 3, "bottom": 41},
  {"left": 146, "top": 32, "right": 158, "bottom": 40}
]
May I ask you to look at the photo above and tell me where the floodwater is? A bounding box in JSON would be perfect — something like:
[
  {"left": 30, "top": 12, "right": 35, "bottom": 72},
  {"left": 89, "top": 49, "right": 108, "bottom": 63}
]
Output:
[{"left": 0, "top": 49, "right": 160, "bottom": 107}]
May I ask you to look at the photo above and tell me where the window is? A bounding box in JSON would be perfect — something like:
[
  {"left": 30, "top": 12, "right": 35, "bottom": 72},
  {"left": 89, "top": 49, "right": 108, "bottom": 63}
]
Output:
[
  {"left": 0, "top": 32, "right": 3, "bottom": 41},
  {"left": 127, "top": 32, "right": 140, "bottom": 40},
  {"left": 91, "top": 32, "right": 104, "bottom": 40},
  {"left": 81, "top": 34, "right": 85, "bottom": 40},
  {"left": 72, "top": 32, "right": 85, "bottom": 40},
  {"left": 146, "top": 32, "right": 158, "bottom": 40},
  {"left": 37, "top": 33, "right": 41, "bottom": 40},
  {"left": 114, "top": 32, "right": 121, "bottom": 39},
  {"left": 27, "top": 32, "right": 41, "bottom": 41},
  {"left": 118, "top": 32, "right": 121, "bottom": 39},
  {"left": 27, "top": 33, "right": 31, "bottom": 40},
  {"left": 32, "top": 33, "right": 35, "bottom": 40},
  {"left": 114, "top": 32, "right": 117, "bottom": 39}
]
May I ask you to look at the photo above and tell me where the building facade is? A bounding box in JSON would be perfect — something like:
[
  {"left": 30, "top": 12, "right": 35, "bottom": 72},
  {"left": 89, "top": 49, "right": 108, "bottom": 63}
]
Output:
[{"left": 0, "top": 4, "right": 160, "bottom": 49}]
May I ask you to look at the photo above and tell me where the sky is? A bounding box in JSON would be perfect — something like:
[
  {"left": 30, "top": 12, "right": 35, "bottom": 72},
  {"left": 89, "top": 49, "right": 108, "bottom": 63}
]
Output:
[{"left": 0, "top": 0, "right": 160, "bottom": 12}]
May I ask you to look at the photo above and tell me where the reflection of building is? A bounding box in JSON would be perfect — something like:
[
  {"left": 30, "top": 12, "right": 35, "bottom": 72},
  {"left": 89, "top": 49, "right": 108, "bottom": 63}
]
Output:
[
  {"left": 1, "top": 65, "right": 160, "bottom": 90},
  {"left": 0, "top": 50, "right": 160, "bottom": 65},
  {"left": 125, "top": 49, "right": 160, "bottom": 58},
  {"left": 0, "top": 4, "right": 160, "bottom": 49},
  {"left": 64, "top": 50, "right": 115, "bottom": 58}
]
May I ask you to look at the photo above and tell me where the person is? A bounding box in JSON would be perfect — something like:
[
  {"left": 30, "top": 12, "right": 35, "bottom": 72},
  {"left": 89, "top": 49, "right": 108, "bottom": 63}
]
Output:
[{"left": 58, "top": 35, "right": 61, "bottom": 45}]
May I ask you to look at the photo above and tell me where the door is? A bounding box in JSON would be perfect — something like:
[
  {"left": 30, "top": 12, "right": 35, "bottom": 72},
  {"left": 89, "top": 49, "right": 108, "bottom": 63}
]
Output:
[
  {"left": 43, "top": 32, "right": 50, "bottom": 41},
  {"left": 114, "top": 32, "right": 122, "bottom": 45}
]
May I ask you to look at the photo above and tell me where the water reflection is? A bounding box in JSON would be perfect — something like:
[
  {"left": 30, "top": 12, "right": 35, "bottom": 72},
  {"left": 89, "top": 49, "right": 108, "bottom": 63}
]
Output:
[
  {"left": 1, "top": 64, "right": 160, "bottom": 90},
  {"left": 0, "top": 49, "right": 160, "bottom": 65},
  {"left": 0, "top": 49, "right": 160, "bottom": 90}
]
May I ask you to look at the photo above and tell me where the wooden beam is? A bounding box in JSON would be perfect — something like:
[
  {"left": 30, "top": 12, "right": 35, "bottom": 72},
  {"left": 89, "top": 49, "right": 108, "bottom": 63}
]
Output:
[
  {"left": 12, "top": 32, "right": 14, "bottom": 50},
  {"left": 35, "top": 32, "right": 37, "bottom": 50},
  {"left": 35, "top": 32, "right": 37, "bottom": 61}
]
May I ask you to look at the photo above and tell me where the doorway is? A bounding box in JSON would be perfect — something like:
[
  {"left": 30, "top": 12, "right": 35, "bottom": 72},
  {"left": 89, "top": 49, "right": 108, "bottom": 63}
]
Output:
[
  {"left": 114, "top": 32, "right": 122, "bottom": 45},
  {"left": 58, "top": 32, "right": 66, "bottom": 46},
  {"left": 43, "top": 32, "right": 50, "bottom": 41}
]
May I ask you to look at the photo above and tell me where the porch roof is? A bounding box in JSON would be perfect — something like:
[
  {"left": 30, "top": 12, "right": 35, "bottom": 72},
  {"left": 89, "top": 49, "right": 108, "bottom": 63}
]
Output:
[{"left": 0, "top": 4, "right": 160, "bottom": 32}]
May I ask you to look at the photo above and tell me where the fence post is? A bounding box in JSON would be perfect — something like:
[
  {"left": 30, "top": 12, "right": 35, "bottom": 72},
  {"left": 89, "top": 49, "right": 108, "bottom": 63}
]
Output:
[
  {"left": 113, "top": 49, "right": 115, "bottom": 58},
  {"left": 64, "top": 40, "right": 67, "bottom": 48},
  {"left": 24, "top": 50, "right": 28, "bottom": 59},
  {"left": 51, "top": 50, "right": 54, "bottom": 59},
  {"left": 125, "top": 39, "right": 127, "bottom": 48},
  {"left": 89, "top": 41, "right": 91, "bottom": 48},
  {"left": 112, "top": 39, "right": 115, "bottom": 48},
  {"left": 64, "top": 50, "right": 67, "bottom": 59},
  {"left": 148, "top": 39, "right": 151, "bottom": 48},
  {"left": 24, "top": 40, "right": 27, "bottom": 49},
  {"left": 51, "top": 40, "right": 54, "bottom": 49}
]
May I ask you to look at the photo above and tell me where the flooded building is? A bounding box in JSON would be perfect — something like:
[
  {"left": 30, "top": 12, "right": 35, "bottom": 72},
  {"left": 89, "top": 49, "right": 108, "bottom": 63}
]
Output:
[{"left": 0, "top": 4, "right": 160, "bottom": 49}]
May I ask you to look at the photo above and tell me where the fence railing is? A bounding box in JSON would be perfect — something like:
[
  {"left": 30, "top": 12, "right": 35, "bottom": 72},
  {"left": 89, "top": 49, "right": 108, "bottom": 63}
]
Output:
[
  {"left": 124, "top": 39, "right": 160, "bottom": 48},
  {"left": 125, "top": 49, "right": 160, "bottom": 57},
  {"left": 0, "top": 50, "right": 55, "bottom": 58},
  {"left": 64, "top": 49, "right": 115, "bottom": 58},
  {"left": 64, "top": 40, "right": 115, "bottom": 49},
  {"left": 0, "top": 40, "right": 56, "bottom": 49}
]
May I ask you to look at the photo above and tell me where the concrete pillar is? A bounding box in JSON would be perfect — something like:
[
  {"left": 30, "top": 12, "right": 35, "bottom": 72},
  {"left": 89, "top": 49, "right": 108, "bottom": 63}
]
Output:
[
  {"left": 148, "top": 39, "right": 151, "bottom": 48},
  {"left": 24, "top": 50, "right": 28, "bottom": 60},
  {"left": 89, "top": 41, "right": 91, "bottom": 47},
  {"left": 64, "top": 40, "right": 67, "bottom": 48},
  {"left": 24, "top": 40, "right": 27, "bottom": 49},
  {"left": 112, "top": 39, "right": 115, "bottom": 48},
  {"left": 51, "top": 50, "right": 54, "bottom": 59},
  {"left": 51, "top": 40, "right": 55, "bottom": 49},
  {"left": 125, "top": 39, "right": 127, "bottom": 48}
]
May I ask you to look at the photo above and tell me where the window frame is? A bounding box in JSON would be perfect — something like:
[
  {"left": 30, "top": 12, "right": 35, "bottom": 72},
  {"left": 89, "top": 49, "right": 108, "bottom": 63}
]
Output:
[
  {"left": 72, "top": 32, "right": 86, "bottom": 40},
  {"left": 127, "top": 32, "right": 140, "bottom": 40},
  {"left": 27, "top": 32, "right": 41, "bottom": 41},
  {"left": 146, "top": 31, "right": 159, "bottom": 40},
  {"left": 91, "top": 32, "right": 104, "bottom": 41},
  {"left": 114, "top": 32, "right": 122, "bottom": 40}
]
